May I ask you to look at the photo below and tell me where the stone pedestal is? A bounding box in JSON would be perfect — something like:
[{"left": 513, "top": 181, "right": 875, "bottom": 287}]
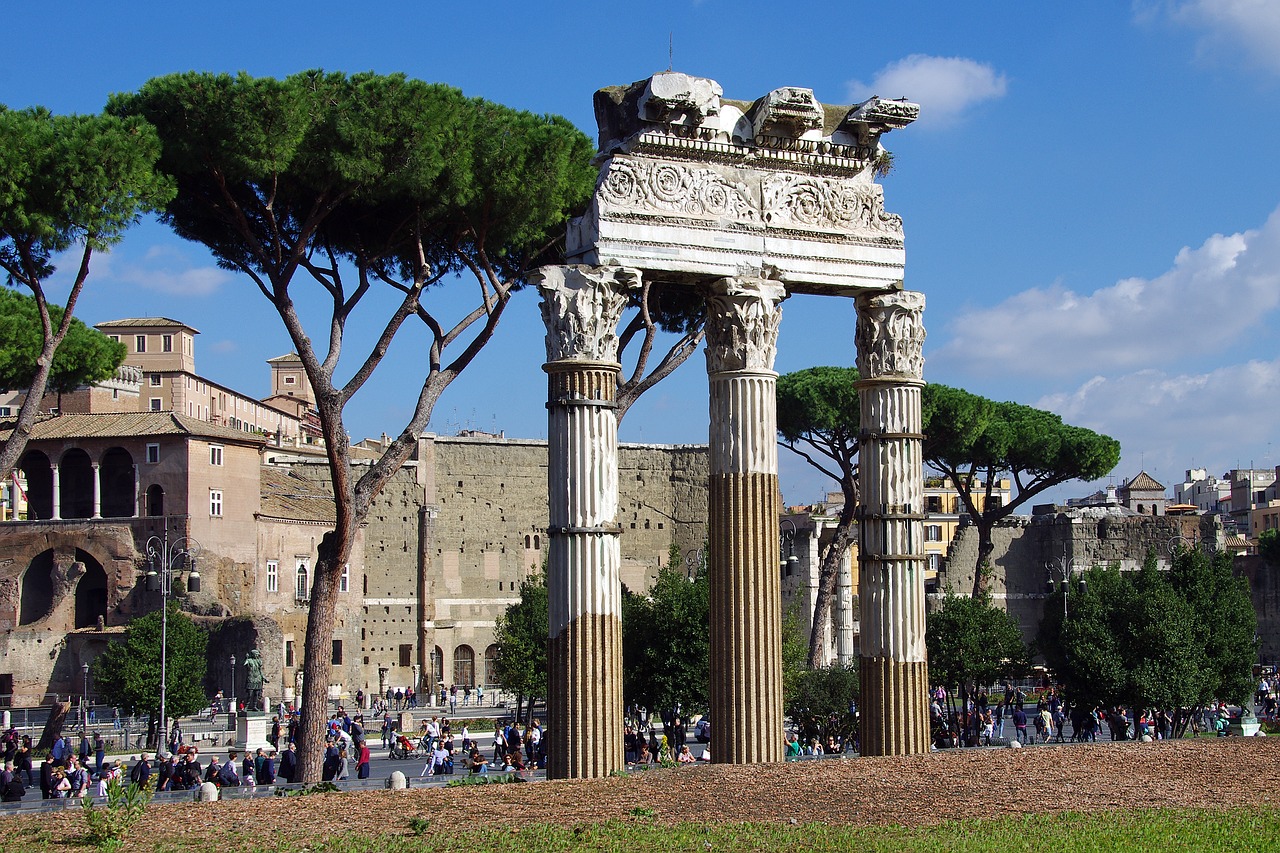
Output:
[
  {"left": 536, "top": 264, "right": 638, "bottom": 779},
  {"left": 855, "top": 291, "right": 930, "bottom": 756},
  {"left": 234, "top": 713, "right": 272, "bottom": 752},
  {"left": 704, "top": 277, "right": 787, "bottom": 764}
]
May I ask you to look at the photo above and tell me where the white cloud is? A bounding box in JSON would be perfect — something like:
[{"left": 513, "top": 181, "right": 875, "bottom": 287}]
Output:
[
  {"left": 1162, "top": 0, "right": 1280, "bottom": 73},
  {"left": 98, "top": 245, "right": 232, "bottom": 297},
  {"left": 934, "top": 206, "right": 1280, "bottom": 379},
  {"left": 1036, "top": 357, "right": 1280, "bottom": 487},
  {"left": 847, "top": 55, "right": 1007, "bottom": 127}
]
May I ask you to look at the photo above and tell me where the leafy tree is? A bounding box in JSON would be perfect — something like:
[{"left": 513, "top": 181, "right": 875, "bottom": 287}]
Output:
[
  {"left": 922, "top": 384, "right": 1121, "bottom": 596},
  {"left": 0, "top": 106, "right": 173, "bottom": 481},
  {"left": 110, "top": 71, "right": 595, "bottom": 781},
  {"left": 776, "top": 366, "right": 861, "bottom": 667},
  {"left": 94, "top": 604, "right": 208, "bottom": 745},
  {"left": 492, "top": 572, "right": 548, "bottom": 724},
  {"left": 622, "top": 545, "right": 710, "bottom": 715},
  {"left": 785, "top": 663, "right": 859, "bottom": 751},
  {"left": 1260, "top": 528, "right": 1280, "bottom": 566},
  {"left": 1040, "top": 550, "right": 1256, "bottom": 715},
  {"left": 926, "top": 591, "right": 1031, "bottom": 710},
  {"left": 0, "top": 288, "right": 124, "bottom": 396}
]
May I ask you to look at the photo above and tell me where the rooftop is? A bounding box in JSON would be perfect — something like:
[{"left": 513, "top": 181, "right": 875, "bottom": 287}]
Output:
[
  {"left": 95, "top": 317, "right": 200, "bottom": 333},
  {"left": 0, "top": 412, "right": 267, "bottom": 445}
]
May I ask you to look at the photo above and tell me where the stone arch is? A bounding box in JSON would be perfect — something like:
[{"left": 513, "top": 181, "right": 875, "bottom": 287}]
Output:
[
  {"left": 74, "top": 549, "right": 108, "bottom": 629},
  {"left": 145, "top": 484, "right": 165, "bottom": 517},
  {"left": 100, "top": 447, "right": 136, "bottom": 518},
  {"left": 19, "top": 550, "right": 55, "bottom": 626},
  {"left": 453, "top": 644, "right": 475, "bottom": 687},
  {"left": 484, "top": 643, "right": 500, "bottom": 688},
  {"left": 18, "top": 450, "right": 52, "bottom": 520},
  {"left": 58, "top": 448, "right": 94, "bottom": 520}
]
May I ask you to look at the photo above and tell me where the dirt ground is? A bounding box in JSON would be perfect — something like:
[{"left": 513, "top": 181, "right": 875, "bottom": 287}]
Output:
[{"left": 10, "top": 737, "right": 1280, "bottom": 850}]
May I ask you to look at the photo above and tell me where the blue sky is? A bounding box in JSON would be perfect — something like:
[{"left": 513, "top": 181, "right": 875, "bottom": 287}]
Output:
[{"left": 4, "top": 1, "right": 1278, "bottom": 505}]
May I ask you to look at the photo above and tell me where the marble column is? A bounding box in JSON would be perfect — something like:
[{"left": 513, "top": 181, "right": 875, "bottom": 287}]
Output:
[
  {"left": 855, "top": 290, "right": 929, "bottom": 756},
  {"left": 704, "top": 276, "right": 787, "bottom": 764},
  {"left": 835, "top": 549, "right": 856, "bottom": 665},
  {"left": 51, "top": 462, "right": 61, "bottom": 521},
  {"left": 91, "top": 463, "right": 101, "bottom": 518},
  {"left": 536, "top": 264, "right": 638, "bottom": 780}
]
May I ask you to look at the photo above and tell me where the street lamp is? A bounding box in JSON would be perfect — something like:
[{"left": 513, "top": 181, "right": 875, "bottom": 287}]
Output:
[
  {"left": 229, "top": 654, "right": 236, "bottom": 711},
  {"left": 1045, "top": 555, "right": 1087, "bottom": 619},
  {"left": 81, "top": 662, "right": 90, "bottom": 736},
  {"left": 780, "top": 518, "right": 801, "bottom": 577},
  {"left": 145, "top": 525, "right": 201, "bottom": 750},
  {"left": 683, "top": 548, "right": 704, "bottom": 580}
]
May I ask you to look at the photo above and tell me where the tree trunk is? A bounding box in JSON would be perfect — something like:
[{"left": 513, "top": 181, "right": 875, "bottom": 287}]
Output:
[
  {"left": 971, "top": 524, "right": 996, "bottom": 598},
  {"left": 295, "top": 532, "right": 345, "bottom": 783},
  {"left": 807, "top": 504, "right": 856, "bottom": 668},
  {"left": 36, "top": 701, "right": 70, "bottom": 751}
]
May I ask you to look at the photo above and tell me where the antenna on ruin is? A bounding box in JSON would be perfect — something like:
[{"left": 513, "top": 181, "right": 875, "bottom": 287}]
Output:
[{"left": 668, "top": 33, "right": 674, "bottom": 71}]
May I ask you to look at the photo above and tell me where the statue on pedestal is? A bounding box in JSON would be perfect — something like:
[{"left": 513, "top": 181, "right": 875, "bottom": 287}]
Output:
[{"left": 245, "top": 649, "right": 265, "bottom": 712}]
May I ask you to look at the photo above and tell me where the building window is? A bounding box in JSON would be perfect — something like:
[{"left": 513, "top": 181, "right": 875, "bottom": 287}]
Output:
[
  {"left": 925, "top": 495, "right": 942, "bottom": 513},
  {"left": 295, "top": 560, "right": 309, "bottom": 601},
  {"left": 109, "top": 335, "right": 119, "bottom": 343},
  {"left": 149, "top": 373, "right": 162, "bottom": 387},
  {"left": 135, "top": 335, "right": 146, "bottom": 353},
  {"left": 285, "top": 640, "right": 295, "bottom": 667},
  {"left": 332, "top": 640, "right": 343, "bottom": 665},
  {"left": 146, "top": 443, "right": 160, "bottom": 464},
  {"left": 209, "top": 445, "right": 223, "bottom": 466},
  {"left": 162, "top": 334, "right": 173, "bottom": 353},
  {"left": 266, "top": 559, "right": 278, "bottom": 593},
  {"left": 0, "top": 406, "right": 10, "bottom": 417},
  {"left": 284, "top": 375, "right": 296, "bottom": 385},
  {"left": 927, "top": 553, "right": 942, "bottom": 572},
  {"left": 149, "top": 398, "right": 162, "bottom": 412},
  {"left": 340, "top": 564, "right": 350, "bottom": 592},
  {"left": 399, "top": 644, "right": 412, "bottom": 667},
  {"left": 925, "top": 525, "right": 943, "bottom": 542},
  {"left": 987, "top": 496, "right": 1003, "bottom": 509},
  {"left": 453, "top": 645, "right": 475, "bottom": 687},
  {"left": 209, "top": 490, "right": 222, "bottom": 517}
]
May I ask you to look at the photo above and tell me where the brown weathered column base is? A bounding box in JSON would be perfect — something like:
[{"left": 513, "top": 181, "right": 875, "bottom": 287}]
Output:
[
  {"left": 858, "top": 657, "right": 930, "bottom": 756},
  {"left": 708, "top": 472, "right": 784, "bottom": 765},
  {"left": 547, "top": 612, "right": 623, "bottom": 779}
]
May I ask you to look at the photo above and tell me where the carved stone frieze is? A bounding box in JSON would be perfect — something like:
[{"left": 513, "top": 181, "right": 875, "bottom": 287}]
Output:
[
  {"left": 855, "top": 291, "right": 926, "bottom": 380},
  {"left": 600, "top": 159, "right": 759, "bottom": 223},
  {"left": 703, "top": 278, "right": 787, "bottom": 374},
  {"left": 762, "top": 175, "right": 903, "bottom": 235},
  {"left": 534, "top": 265, "right": 641, "bottom": 364}
]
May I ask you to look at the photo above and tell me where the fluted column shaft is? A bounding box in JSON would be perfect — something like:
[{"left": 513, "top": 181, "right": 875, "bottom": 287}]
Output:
[
  {"left": 704, "top": 277, "right": 786, "bottom": 765},
  {"left": 835, "top": 550, "right": 856, "bottom": 665},
  {"left": 855, "top": 291, "right": 929, "bottom": 756},
  {"left": 536, "top": 264, "right": 639, "bottom": 780}
]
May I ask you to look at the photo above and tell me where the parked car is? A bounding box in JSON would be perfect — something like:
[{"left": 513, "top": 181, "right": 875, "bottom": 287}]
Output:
[{"left": 695, "top": 717, "right": 710, "bottom": 743}]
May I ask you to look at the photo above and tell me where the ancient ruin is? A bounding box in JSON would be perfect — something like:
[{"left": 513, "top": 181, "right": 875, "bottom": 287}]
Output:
[{"left": 539, "top": 72, "right": 923, "bottom": 777}]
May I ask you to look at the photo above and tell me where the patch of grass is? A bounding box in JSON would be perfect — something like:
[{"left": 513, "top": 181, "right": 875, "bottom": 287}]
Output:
[
  {"left": 627, "top": 805, "right": 656, "bottom": 819},
  {"left": 445, "top": 772, "right": 524, "bottom": 787},
  {"left": 294, "top": 807, "right": 1279, "bottom": 853},
  {"left": 406, "top": 817, "right": 432, "bottom": 836}
]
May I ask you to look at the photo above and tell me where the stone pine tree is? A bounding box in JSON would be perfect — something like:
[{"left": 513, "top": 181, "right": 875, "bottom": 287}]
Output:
[
  {"left": 776, "top": 366, "right": 862, "bottom": 667},
  {"left": 110, "top": 71, "right": 597, "bottom": 781},
  {"left": 0, "top": 289, "right": 125, "bottom": 401},
  {"left": 94, "top": 604, "right": 208, "bottom": 748},
  {"left": 0, "top": 106, "right": 172, "bottom": 481},
  {"left": 922, "top": 384, "right": 1121, "bottom": 597}
]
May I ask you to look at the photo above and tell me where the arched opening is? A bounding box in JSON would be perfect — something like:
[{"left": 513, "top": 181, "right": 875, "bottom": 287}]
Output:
[
  {"left": 145, "top": 484, "right": 165, "bottom": 517},
  {"left": 18, "top": 451, "right": 52, "bottom": 520},
  {"left": 484, "top": 644, "right": 500, "bottom": 688},
  {"left": 432, "top": 645, "right": 444, "bottom": 686},
  {"left": 73, "top": 549, "right": 108, "bottom": 629},
  {"left": 19, "top": 550, "right": 55, "bottom": 626},
  {"left": 100, "top": 447, "right": 136, "bottom": 518},
  {"left": 453, "top": 644, "right": 475, "bottom": 687},
  {"left": 295, "top": 562, "right": 309, "bottom": 601},
  {"left": 59, "top": 449, "right": 94, "bottom": 519}
]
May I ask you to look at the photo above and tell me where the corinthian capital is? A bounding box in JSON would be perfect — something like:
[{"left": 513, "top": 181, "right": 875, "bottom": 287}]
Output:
[
  {"left": 855, "top": 290, "right": 926, "bottom": 381},
  {"left": 534, "top": 265, "right": 641, "bottom": 363},
  {"left": 703, "top": 277, "right": 788, "bottom": 374}
]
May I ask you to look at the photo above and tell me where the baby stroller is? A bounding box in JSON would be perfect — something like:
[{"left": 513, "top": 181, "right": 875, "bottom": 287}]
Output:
[{"left": 389, "top": 733, "right": 420, "bottom": 760}]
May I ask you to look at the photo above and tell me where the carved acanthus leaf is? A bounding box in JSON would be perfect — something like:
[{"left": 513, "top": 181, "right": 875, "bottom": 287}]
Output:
[
  {"left": 762, "top": 175, "right": 903, "bottom": 235},
  {"left": 703, "top": 278, "right": 788, "bottom": 373},
  {"left": 535, "top": 265, "right": 641, "bottom": 364},
  {"left": 855, "top": 291, "right": 926, "bottom": 380}
]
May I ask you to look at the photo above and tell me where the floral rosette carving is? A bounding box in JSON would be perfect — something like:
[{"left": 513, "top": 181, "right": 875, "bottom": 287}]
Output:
[
  {"left": 762, "top": 175, "right": 904, "bottom": 236},
  {"left": 598, "top": 157, "right": 758, "bottom": 223}
]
